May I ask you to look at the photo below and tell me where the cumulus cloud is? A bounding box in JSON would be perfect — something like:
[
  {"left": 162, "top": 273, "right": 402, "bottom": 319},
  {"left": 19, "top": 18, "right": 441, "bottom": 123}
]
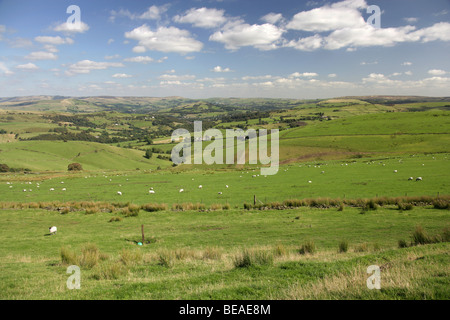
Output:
[
  {"left": 34, "top": 36, "right": 73, "bottom": 45},
  {"left": 124, "top": 56, "right": 155, "bottom": 63},
  {"left": 112, "top": 73, "right": 132, "bottom": 78},
  {"left": 428, "top": 69, "right": 446, "bottom": 76},
  {"left": 287, "top": 0, "right": 367, "bottom": 32},
  {"left": 174, "top": 8, "right": 227, "bottom": 28},
  {"left": 209, "top": 22, "right": 284, "bottom": 50},
  {"left": 15, "top": 63, "right": 39, "bottom": 70},
  {"left": 25, "top": 51, "right": 58, "bottom": 60},
  {"left": 53, "top": 21, "right": 89, "bottom": 33},
  {"left": 261, "top": 13, "right": 284, "bottom": 25},
  {"left": 125, "top": 25, "right": 203, "bottom": 54},
  {"left": 290, "top": 72, "right": 318, "bottom": 77},
  {"left": 66, "top": 60, "right": 124, "bottom": 76},
  {"left": 212, "top": 66, "right": 232, "bottom": 73},
  {"left": 110, "top": 5, "right": 169, "bottom": 22}
]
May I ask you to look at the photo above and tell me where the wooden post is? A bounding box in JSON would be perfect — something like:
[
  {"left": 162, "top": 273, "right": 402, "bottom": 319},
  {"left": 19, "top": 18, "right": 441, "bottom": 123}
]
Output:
[
  {"left": 141, "top": 224, "right": 145, "bottom": 244},
  {"left": 254, "top": 195, "right": 256, "bottom": 206}
]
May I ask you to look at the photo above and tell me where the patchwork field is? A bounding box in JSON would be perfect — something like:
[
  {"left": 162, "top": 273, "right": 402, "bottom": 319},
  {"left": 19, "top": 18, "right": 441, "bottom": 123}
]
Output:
[{"left": 0, "top": 96, "right": 449, "bottom": 300}]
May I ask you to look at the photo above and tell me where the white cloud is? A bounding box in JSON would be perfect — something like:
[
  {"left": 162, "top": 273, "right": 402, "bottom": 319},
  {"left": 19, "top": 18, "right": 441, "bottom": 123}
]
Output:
[
  {"left": 132, "top": 46, "right": 147, "bottom": 53},
  {"left": 107, "top": 38, "right": 115, "bottom": 45},
  {"left": 0, "top": 62, "right": 14, "bottom": 75},
  {"left": 290, "top": 72, "right": 318, "bottom": 77},
  {"left": 261, "top": 13, "right": 284, "bottom": 25},
  {"left": 403, "top": 17, "right": 418, "bottom": 23},
  {"left": 124, "top": 56, "right": 154, "bottom": 63},
  {"left": 66, "top": 60, "right": 124, "bottom": 76},
  {"left": 25, "top": 51, "right": 58, "bottom": 60},
  {"left": 284, "top": 34, "right": 323, "bottom": 51},
  {"left": 411, "top": 22, "right": 450, "bottom": 42},
  {"left": 210, "top": 22, "right": 284, "bottom": 50},
  {"left": 125, "top": 25, "right": 203, "bottom": 54},
  {"left": 404, "top": 71, "right": 413, "bottom": 76},
  {"left": 174, "top": 8, "right": 227, "bottom": 28},
  {"left": 328, "top": 73, "right": 337, "bottom": 78},
  {"left": 212, "top": 66, "right": 232, "bottom": 73},
  {"left": 112, "top": 73, "right": 132, "bottom": 78},
  {"left": 110, "top": 5, "right": 169, "bottom": 22},
  {"left": 34, "top": 36, "right": 73, "bottom": 45},
  {"left": 159, "top": 74, "right": 196, "bottom": 81},
  {"left": 15, "top": 63, "right": 39, "bottom": 70},
  {"left": 287, "top": 0, "right": 367, "bottom": 32},
  {"left": 428, "top": 69, "right": 446, "bottom": 76},
  {"left": 53, "top": 21, "right": 89, "bottom": 33},
  {"left": 402, "top": 62, "right": 413, "bottom": 66},
  {"left": 105, "top": 54, "right": 121, "bottom": 60}
]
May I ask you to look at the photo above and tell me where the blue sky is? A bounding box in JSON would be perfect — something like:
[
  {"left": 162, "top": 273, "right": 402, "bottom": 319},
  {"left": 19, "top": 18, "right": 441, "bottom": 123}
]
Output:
[{"left": 0, "top": 0, "right": 449, "bottom": 98}]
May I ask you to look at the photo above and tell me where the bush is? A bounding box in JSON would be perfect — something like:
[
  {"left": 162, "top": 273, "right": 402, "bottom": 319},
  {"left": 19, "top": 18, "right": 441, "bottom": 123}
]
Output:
[
  {"left": 397, "top": 203, "right": 414, "bottom": 211},
  {"left": 398, "top": 239, "right": 408, "bottom": 248},
  {"left": 0, "top": 163, "right": 10, "bottom": 173},
  {"left": 68, "top": 163, "right": 83, "bottom": 171},
  {"left": 119, "top": 249, "right": 143, "bottom": 266},
  {"left": 412, "top": 225, "right": 432, "bottom": 245},
  {"left": 109, "top": 216, "right": 122, "bottom": 222},
  {"left": 354, "top": 243, "right": 368, "bottom": 252},
  {"left": 158, "top": 250, "right": 175, "bottom": 268},
  {"left": 299, "top": 241, "right": 316, "bottom": 255},
  {"left": 338, "top": 240, "right": 348, "bottom": 253},
  {"left": 233, "top": 249, "right": 273, "bottom": 268}
]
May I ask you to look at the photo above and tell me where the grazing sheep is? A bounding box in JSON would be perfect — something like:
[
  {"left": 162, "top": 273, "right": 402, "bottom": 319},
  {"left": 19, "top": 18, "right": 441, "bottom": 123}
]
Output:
[
  {"left": 218, "top": 192, "right": 222, "bottom": 195},
  {"left": 49, "top": 226, "right": 57, "bottom": 235},
  {"left": 408, "top": 177, "right": 414, "bottom": 180},
  {"left": 394, "top": 170, "right": 398, "bottom": 173},
  {"left": 416, "top": 177, "right": 422, "bottom": 181},
  {"left": 179, "top": 189, "right": 184, "bottom": 193},
  {"left": 252, "top": 175, "right": 256, "bottom": 178},
  {"left": 308, "top": 181, "right": 312, "bottom": 183},
  {"left": 198, "top": 185, "right": 202, "bottom": 189},
  {"left": 50, "top": 188, "right": 55, "bottom": 191},
  {"left": 226, "top": 185, "right": 229, "bottom": 188},
  {"left": 62, "top": 188, "right": 66, "bottom": 191},
  {"left": 23, "top": 189, "right": 27, "bottom": 192},
  {"left": 117, "top": 191, "right": 122, "bottom": 195},
  {"left": 149, "top": 190, "right": 155, "bottom": 194},
  {"left": 321, "top": 171, "right": 325, "bottom": 174}
]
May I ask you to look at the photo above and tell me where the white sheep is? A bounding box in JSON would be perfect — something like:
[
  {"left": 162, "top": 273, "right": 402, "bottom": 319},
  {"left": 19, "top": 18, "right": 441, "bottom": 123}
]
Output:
[
  {"left": 218, "top": 192, "right": 223, "bottom": 195},
  {"left": 117, "top": 191, "right": 122, "bottom": 195},
  {"left": 149, "top": 190, "right": 155, "bottom": 194},
  {"left": 198, "top": 185, "right": 202, "bottom": 189},
  {"left": 62, "top": 188, "right": 66, "bottom": 191},
  {"left": 50, "top": 188, "right": 55, "bottom": 191},
  {"left": 408, "top": 177, "right": 414, "bottom": 180},
  {"left": 49, "top": 226, "right": 57, "bottom": 235},
  {"left": 416, "top": 177, "right": 422, "bottom": 181},
  {"left": 394, "top": 170, "right": 398, "bottom": 173},
  {"left": 179, "top": 189, "right": 184, "bottom": 193},
  {"left": 226, "top": 185, "right": 229, "bottom": 188}
]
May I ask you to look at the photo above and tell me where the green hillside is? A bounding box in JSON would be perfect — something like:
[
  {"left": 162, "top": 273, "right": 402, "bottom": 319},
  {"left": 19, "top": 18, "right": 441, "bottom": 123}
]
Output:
[{"left": 0, "top": 141, "right": 169, "bottom": 171}]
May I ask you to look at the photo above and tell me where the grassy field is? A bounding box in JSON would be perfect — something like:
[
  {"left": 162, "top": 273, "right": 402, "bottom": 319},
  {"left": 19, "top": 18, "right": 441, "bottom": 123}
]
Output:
[
  {"left": 0, "top": 206, "right": 448, "bottom": 299},
  {"left": 0, "top": 97, "right": 449, "bottom": 300}
]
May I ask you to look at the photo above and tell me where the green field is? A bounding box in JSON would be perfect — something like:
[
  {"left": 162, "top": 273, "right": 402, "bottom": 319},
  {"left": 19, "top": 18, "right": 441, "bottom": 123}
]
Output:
[{"left": 0, "top": 96, "right": 449, "bottom": 300}]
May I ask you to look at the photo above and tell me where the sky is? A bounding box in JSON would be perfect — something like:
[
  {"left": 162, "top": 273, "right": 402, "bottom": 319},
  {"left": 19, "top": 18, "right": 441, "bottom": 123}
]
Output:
[{"left": 0, "top": 0, "right": 449, "bottom": 99}]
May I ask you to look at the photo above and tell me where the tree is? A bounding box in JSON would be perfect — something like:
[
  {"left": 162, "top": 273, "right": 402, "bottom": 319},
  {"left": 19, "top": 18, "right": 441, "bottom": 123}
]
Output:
[
  {"left": 68, "top": 163, "right": 83, "bottom": 171},
  {"left": 144, "top": 149, "right": 153, "bottom": 159}
]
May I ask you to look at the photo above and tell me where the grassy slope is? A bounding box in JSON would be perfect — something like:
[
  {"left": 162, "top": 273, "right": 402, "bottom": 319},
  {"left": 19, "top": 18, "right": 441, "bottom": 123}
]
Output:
[
  {"left": 0, "top": 141, "right": 169, "bottom": 171},
  {"left": 0, "top": 206, "right": 448, "bottom": 299}
]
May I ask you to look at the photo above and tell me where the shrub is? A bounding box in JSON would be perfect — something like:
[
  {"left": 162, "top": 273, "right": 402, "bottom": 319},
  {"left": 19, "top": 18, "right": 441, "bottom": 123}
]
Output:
[
  {"left": 141, "top": 203, "right": 168, "bottom": 212},
  {"left": 433, "top": 199, "right": 450, "bottom": 210},
  {"left": 109, "top": 216, "right": 123, "bottom": 222},
  {"left": 60, "top": 246, "right": 78, "bottom": 265},
  {"left": 233, "top": 249, "right": 273, "bottom": 268},
  {"left": 338, "top": 240, "right": 348, "bottom": 253},
  {"left": 158, "top": 250, "right": 175, "bottom": 268},
  {"left": 412, "top": 225, "right": 432, "bottom": 245},
  {"left": 0, "top": 163, "right": 10, "bottom": 173},
  {"left": 68, "top": 163, "right": 83, "bottom": 171},
  {"left": 397, "top": 203, "right": 413, "bottom": 211},
  {"left": 299, "top": 241, "right": 316, "bottom": 255},
  {"left": 337, "top": 203, "right": 345, "bottom": 211},
  {"left": 398, "top": 239, "right": 408, "bottom": 248}
]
